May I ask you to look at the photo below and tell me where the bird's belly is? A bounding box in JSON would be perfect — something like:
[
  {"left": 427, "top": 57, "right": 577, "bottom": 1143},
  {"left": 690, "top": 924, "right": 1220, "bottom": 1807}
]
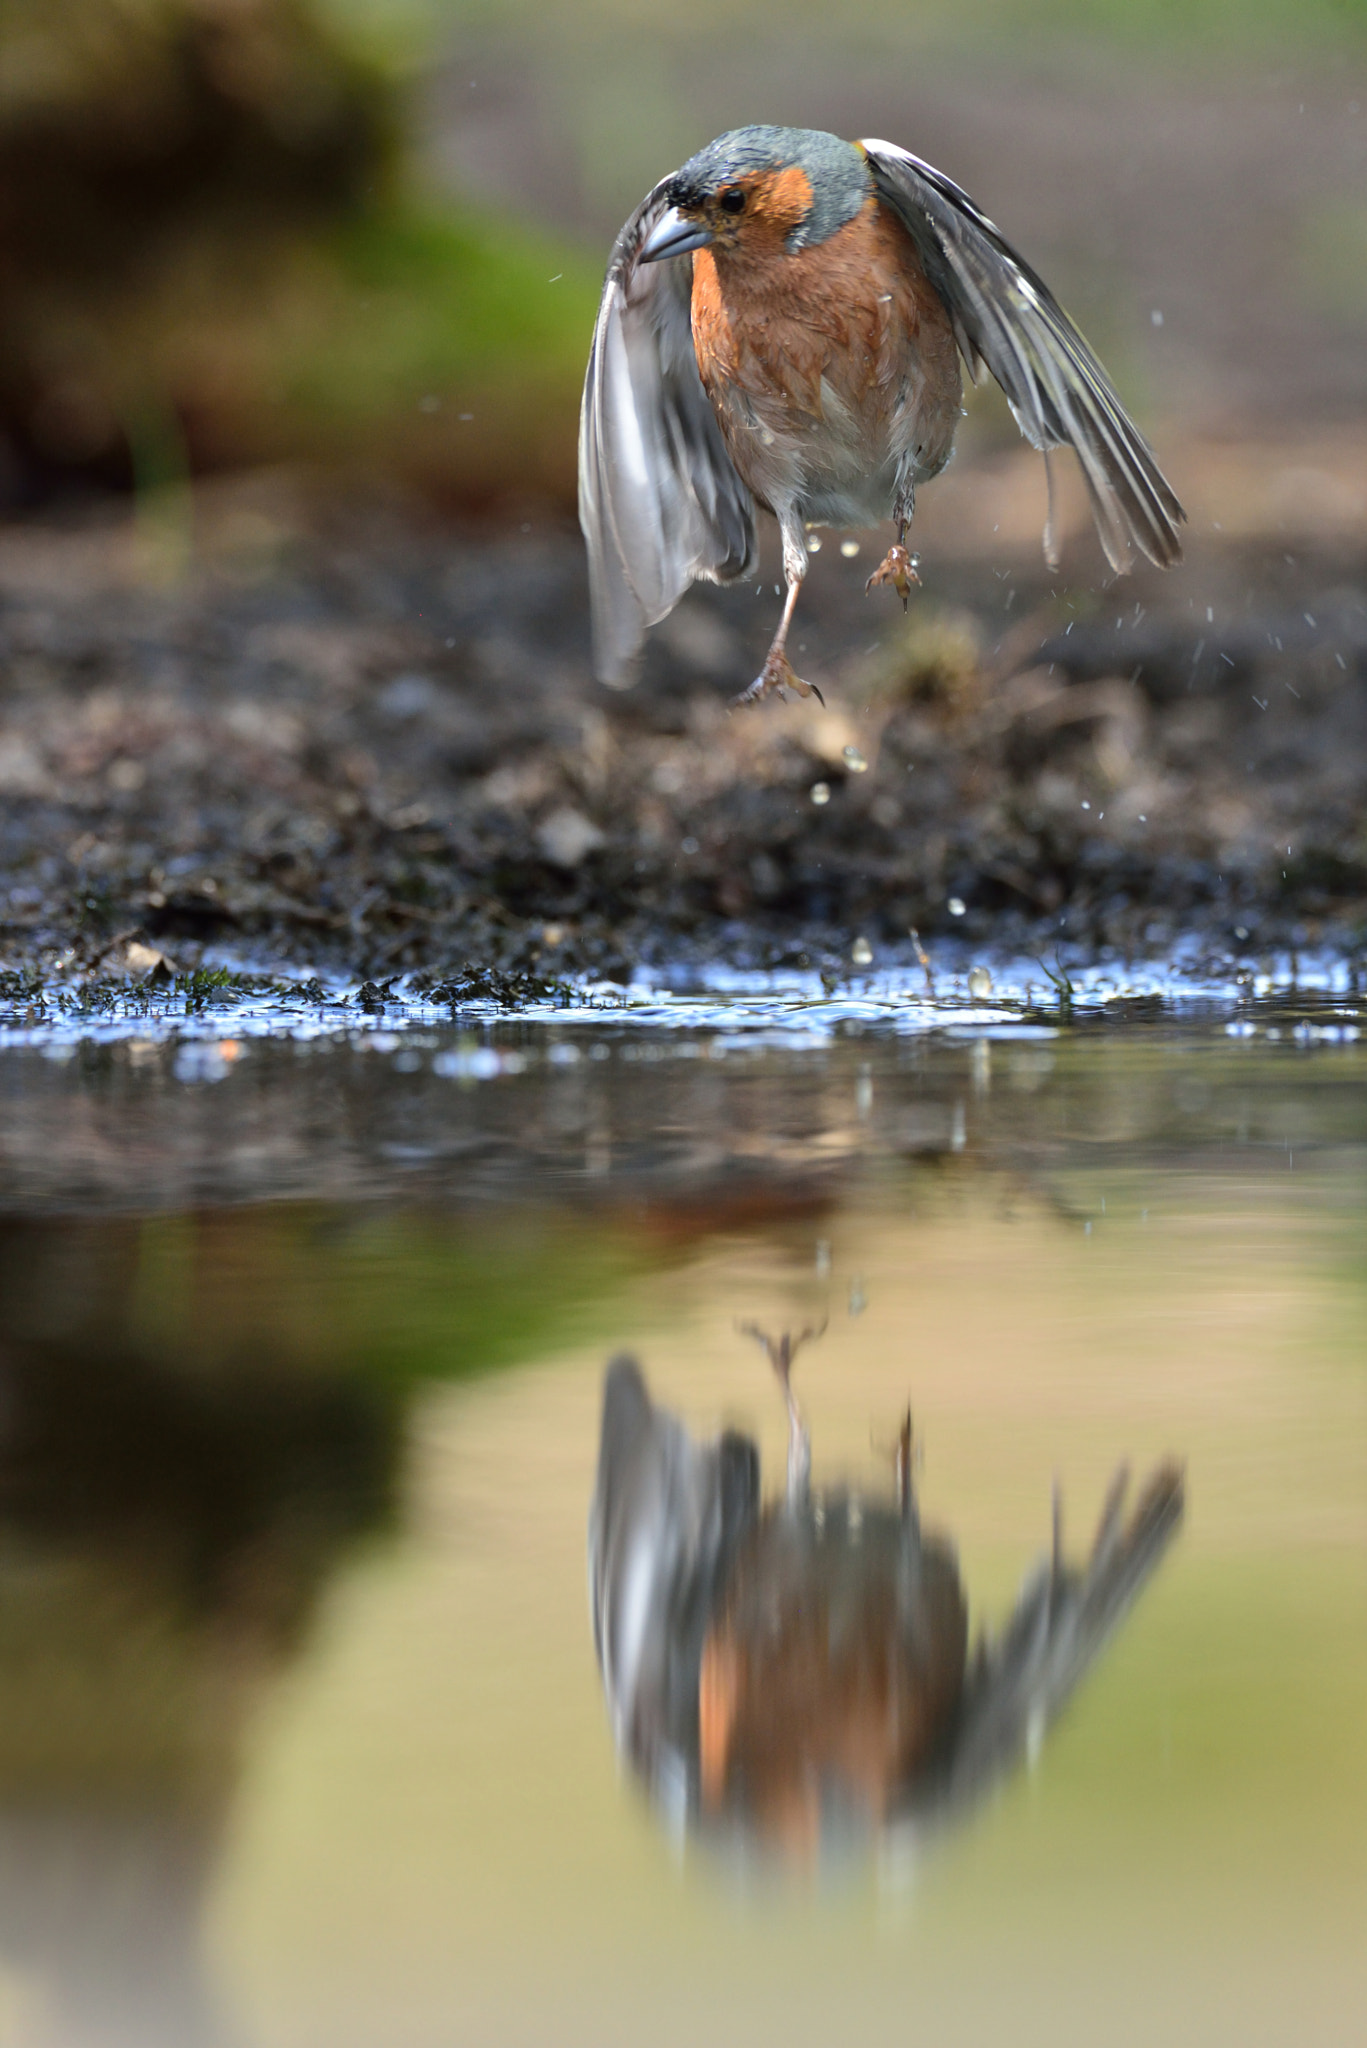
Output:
[
  {"left": 791, "top": 381, "right": 912, "bottom": 525},
  {"left": 708, "top": 371, "right": 930, "bottom": 527}
]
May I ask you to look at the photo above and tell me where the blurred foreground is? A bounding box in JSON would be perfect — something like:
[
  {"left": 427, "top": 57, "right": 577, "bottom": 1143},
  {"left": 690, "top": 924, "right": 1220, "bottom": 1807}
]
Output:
[{"left": 0, "top": 1021, "right": 1361, "bottom": 2043}]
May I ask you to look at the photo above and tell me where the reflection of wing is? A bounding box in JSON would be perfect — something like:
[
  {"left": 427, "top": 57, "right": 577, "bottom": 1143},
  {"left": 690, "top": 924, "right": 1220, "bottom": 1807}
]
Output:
[
  {"left": 861, "top": 140, "right": 1186, "bottom": 575},
  {"left": 589, "top": 1358, "right": 758, "bottom": 1808},
  {"left": 578, "top": 188, "right": 757, "bottom": 685},
  {"left": 905, "top": 1461, "right": 1184, "bottom": 1828}
]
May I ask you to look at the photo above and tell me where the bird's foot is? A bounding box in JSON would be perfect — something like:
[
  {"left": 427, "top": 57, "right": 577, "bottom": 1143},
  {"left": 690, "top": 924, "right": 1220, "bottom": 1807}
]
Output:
[
  {"left": 865, "top": 544, "right": 921, "bottom": 611},
  {"left": 731, "top": 647, "right": 824, "bottom": 709}
]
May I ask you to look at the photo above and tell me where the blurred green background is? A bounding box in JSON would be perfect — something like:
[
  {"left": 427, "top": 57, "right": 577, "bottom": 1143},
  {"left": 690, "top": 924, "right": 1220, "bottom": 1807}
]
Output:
[{"left": 1, "top": 0, "right": 1364, "bottom": 512}]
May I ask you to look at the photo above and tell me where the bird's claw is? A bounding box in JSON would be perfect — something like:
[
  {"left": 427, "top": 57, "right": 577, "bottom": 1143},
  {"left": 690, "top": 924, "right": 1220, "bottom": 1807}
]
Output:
[
  {"left": 731, "top": 647, "right": 824, "bottom": 709},
  {"left": 865, "top": 544, "right": 921, "bottom": 611}
]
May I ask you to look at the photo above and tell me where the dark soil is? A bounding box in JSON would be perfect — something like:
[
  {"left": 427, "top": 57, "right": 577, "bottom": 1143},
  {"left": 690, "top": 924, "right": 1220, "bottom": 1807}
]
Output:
[{"left": 1, "top": 462, "right": 1365, "bottom": 994}]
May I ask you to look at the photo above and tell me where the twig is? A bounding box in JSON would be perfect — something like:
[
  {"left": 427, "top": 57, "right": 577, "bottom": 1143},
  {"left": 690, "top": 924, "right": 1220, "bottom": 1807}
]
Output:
[{"left": 908, "top": 926, "right": 936, "bottom": 997}]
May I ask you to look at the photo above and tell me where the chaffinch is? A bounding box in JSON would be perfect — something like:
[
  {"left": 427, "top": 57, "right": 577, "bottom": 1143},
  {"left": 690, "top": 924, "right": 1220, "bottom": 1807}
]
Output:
[
  {"left": 580, "top": 125, "right": 1185, "bottom": 702},
  {"left": 589, "top": 1337, "right": 1184, "bottom": 1861}
]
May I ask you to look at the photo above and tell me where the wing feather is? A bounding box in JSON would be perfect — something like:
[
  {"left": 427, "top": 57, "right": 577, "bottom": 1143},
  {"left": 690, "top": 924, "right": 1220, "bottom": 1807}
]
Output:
[
  {"left": 861, "top": 140, "right": 1185, "bottom": 573},
  {"left": 579, "top": 184, "right": 757, "bottom": 684}
]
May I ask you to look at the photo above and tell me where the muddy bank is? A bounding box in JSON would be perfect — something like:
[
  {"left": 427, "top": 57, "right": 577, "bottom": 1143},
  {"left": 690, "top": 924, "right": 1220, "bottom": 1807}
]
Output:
[{"left": 0, "top": 459, "right": 1365, "bottom": 994}]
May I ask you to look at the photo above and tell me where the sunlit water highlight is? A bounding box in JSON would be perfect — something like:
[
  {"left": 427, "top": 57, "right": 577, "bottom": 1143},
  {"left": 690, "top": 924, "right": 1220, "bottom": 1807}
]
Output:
[{"left": 1, "top": 947, "right": 1363, "bottom": 1060}]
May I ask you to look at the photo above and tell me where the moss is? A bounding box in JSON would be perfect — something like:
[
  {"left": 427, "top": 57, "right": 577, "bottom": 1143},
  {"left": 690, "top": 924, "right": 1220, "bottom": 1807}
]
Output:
[
  {"left": 861, "top": 607, "right": 986, "bottom": 715},
  {"left": 0, "top": 2, "right": 596, "bottom": 505}
]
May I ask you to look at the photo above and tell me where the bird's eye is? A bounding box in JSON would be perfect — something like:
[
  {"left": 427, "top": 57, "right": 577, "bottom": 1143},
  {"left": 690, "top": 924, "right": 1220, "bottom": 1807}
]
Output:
[{"left": 718, "top": 186, "right": 746, "bottom": 215}]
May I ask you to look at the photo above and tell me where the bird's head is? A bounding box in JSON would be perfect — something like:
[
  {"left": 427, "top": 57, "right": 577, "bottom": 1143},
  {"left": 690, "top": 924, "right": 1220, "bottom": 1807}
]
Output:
[{"left": 640, "top": 125, "right": 870, "bottom": 265}]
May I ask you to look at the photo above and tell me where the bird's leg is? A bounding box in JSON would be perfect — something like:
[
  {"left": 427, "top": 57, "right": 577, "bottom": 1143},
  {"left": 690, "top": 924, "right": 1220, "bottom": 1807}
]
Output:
[
  {"left": 895, "top": 1407, "right": 921, "bottom": 1538},
  {"left": 732, "top": 526, "right": 823, "bottom": 708},
  {"left": 738, "top": 1321, "right": 819, "bottom": 1502},
  {"left": 865, "top": 497, "right": 921, "bottom": 613},
  {"left": 777, "top": 1333, "right": 811, "bottom": 1503}
]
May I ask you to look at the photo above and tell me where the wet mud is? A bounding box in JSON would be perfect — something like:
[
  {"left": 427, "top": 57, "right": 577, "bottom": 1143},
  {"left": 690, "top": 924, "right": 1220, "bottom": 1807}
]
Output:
[{"left": 1, "top": 465, "right": 1364, "bottom": 995}]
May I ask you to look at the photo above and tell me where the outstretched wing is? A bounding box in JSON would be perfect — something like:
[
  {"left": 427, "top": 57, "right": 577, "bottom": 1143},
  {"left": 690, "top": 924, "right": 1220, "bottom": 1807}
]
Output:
[
  {"left": 579, "top": 184, "right": 757, "bottom": 685},
  {"left": 589, "top": 1357, "right": 759, "bottom": 1794},
  {"left": 902, "top": 1460, "right": 1185, "bottom": 1831},
  {"left": 861, "top": 140, "right": 1186, "bottom": 574}
]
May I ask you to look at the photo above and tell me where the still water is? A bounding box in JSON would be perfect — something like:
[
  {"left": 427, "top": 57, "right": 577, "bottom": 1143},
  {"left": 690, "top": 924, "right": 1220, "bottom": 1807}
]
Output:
[{"left": 0, "top": 988, "right": 1363, "bottom": 2046}]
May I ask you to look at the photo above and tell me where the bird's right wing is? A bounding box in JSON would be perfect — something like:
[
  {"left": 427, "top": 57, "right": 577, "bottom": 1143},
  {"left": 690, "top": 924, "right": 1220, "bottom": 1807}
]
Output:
[
  {"left": 579, "top": 184, "right": 757, "bottom": 685},
  {"left": 589, "top": 1357, "right": 758, "bottom": 1793}
]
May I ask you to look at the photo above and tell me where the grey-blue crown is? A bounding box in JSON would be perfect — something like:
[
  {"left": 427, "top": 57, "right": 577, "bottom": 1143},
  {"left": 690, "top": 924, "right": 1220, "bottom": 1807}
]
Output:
[{"left": 665, "top": 125, "right": 870, "bottom": 250}]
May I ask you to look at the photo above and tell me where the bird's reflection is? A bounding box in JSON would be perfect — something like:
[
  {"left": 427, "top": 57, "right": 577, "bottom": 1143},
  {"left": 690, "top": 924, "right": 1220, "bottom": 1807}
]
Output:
[{"left": 590, "top": 1332, "right": 1183, "bottom": 1863}]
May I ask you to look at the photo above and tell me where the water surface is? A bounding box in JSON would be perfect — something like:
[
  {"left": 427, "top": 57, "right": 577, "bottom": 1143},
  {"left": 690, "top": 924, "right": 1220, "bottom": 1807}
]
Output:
[{"left": 0, "top": 990, "right": 1362, "bottom": 2045}]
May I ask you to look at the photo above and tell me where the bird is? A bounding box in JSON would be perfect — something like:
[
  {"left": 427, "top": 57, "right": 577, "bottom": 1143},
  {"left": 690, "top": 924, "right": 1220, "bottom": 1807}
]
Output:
[
  {"left": 579, "top": 125, "right": 1186, "bottom": 704},
  {"left": 589, "top": 1340, "right": 1184, "bottom": 1863}
]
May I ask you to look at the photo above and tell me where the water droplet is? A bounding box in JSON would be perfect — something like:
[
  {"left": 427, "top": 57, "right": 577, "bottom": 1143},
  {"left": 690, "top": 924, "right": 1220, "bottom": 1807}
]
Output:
[
  {"left": 810, "top": 781, "right": 830, "bottom": 805},
  {"left": 815, "top": 1239, "right": 832, "bottom": 1277},
  {"left": 840, "top": 540, "right": 860, "bottom": 558},
  {"left": 948, "top": 896, "right": 966, "bottom": 917},
  {"left": 842, "top": 745, "right": 868, "bottom": 773},
  {"left": 851, "top": 936, "right": 873, "bottom": 966},
  {"left": 1151, "top": 309, "right": 1164, "bottom": 326},
  {"left": 807, "top": 535, "right": 822, "bottom": 552},
  {"left": 848, "top": 1277, "right": 867, "bottom": 1316},
  {"left": 967, "top": 965, "right": 992, "bottom": 998}
]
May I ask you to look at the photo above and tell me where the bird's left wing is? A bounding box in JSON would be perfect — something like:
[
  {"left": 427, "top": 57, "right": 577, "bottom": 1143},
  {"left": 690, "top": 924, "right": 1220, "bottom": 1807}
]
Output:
[
  {"left": 902, "top": 1460, "right": 1184, "bottom": 1833},
  {"left": 579, "top": 184, "right": 757, "bottom": 685},
  {"left": 861, "top": 139, "right": 1185, "bottom": 575}
]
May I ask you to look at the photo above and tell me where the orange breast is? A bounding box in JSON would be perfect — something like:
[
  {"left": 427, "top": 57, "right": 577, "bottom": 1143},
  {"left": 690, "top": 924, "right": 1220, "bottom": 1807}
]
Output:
[{"left": 690, "top": 193, "right": 960, "bottom": 457}]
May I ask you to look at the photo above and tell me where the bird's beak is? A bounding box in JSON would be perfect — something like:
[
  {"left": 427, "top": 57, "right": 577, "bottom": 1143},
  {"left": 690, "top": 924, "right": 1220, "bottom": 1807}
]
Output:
[{"left": 640, "top": 207, "right": 713, "bottom": 263}]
